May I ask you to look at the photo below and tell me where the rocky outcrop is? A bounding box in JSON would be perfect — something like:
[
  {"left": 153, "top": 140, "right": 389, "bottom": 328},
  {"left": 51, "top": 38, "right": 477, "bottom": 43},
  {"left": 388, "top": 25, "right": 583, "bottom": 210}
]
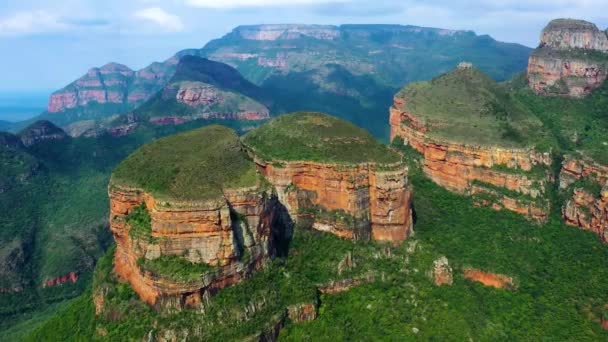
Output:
[
  {"left": 463, "top": 268, "right": 514, "bottom": 289},
  {"left": 42, "top": 272, "right": 78, "bottom": 288},
  {"left": 528, "top": 19, "right": 608, "bottom": 98},
  {"left": 18, "top": 120, "right": 68, "bottom": 146},
  {"left": 539, "top": 19, "right": 608, "bottom": 52},
  {"left": 108, "top": 184, "right": 286, "bottom": 310},
  {"left": 47, "top": 60, "right": 177, "bottom": 113},
  {"left": 432, "top": 256, "right": 453, "bottom": 286},
  {"left": 390, "top": 97, "right": 551, "bottom": 221},
  {"left": 248, "top": 156, "right": 413, "bottom": 243},
  {"left": 560, "top": 157, "right": 608, "bottom": 241}
]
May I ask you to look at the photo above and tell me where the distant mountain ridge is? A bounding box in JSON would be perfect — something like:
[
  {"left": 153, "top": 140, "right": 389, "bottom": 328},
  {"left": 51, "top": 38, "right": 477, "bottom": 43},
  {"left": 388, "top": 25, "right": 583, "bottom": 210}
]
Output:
[{"left": 31, "top": 23, "right": 531, "bottom": 138}]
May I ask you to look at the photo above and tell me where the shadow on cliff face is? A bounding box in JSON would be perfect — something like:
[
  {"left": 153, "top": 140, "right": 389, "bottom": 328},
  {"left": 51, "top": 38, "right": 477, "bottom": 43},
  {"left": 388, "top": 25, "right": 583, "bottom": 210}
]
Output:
[
  {"left": 229, "top": 194, "right": 294, "bottom": 261},
  {"left": 268, "top": 198, "right": 293, "bottom": 258}
]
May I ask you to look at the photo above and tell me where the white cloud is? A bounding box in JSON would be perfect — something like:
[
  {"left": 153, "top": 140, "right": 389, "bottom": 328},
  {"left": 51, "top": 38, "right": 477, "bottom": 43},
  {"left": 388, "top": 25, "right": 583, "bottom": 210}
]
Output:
[
  {"left": 185, "top": 0, "right": 349, "bottom": 8},
  {"left": 0, "top": 11, "right": 67, "bottom": 36},
  {"left": 134, "top": 7, "right": 184, "bottom": 32}
]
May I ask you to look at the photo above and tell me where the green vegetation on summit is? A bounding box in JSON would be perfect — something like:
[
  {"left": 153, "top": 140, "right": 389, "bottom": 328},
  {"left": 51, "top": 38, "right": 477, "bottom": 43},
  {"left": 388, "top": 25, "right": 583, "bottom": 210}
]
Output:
[
  {"left": 243, "top": 112, "right": 401, "bottom": 164},
  {"left": 398, "top": 66, "right": 549, "bottom": 148},
  {"left": 111, "top": 125, "right": 257, "bottom": 200}
]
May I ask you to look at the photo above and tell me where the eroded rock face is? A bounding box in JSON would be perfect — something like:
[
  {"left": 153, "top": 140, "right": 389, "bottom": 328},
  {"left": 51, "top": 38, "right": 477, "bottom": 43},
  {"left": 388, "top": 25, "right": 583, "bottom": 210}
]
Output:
[
  {"left": 539, "top": 19, "right": 608, "bottom": 52},
  {"left": 249, "top": 156, "right": 414, "bottom": 243},
  {"left": 48, "top": 61, "right": 175, "bottom": 113},
  {"left": 463, "top": 268, "right": 514, "bottom": 289},
  {"left": 108, "top": 184, "right": 286, "bottom": 310},
  {"left": 560, "top": 157, "right": 608, "bottom": 241},
  {"left": 19, "top": 121, "right": 68, "bottom": 147},
  {"left": 390, "top": 97, "right": 551, "bottom": 221},
  {"left": 528, "top": 19, "right": 608, "bottom": 98},
  {"left": 432, "top": 256, "right": 453, "bottom": 286}
]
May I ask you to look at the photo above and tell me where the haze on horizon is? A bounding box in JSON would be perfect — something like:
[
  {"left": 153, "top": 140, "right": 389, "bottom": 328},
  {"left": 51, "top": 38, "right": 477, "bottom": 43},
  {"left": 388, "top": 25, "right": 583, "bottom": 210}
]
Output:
[{"left": 1, "top": 0, "right": 607, "bottom": 93}]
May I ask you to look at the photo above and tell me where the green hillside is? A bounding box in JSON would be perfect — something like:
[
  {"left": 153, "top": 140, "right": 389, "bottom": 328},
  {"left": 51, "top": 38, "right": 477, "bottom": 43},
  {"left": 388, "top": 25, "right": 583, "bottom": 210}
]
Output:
[
  {"left": 397, "top": 66, "right": 551, "bottom": 148},
  {"left": 112, "top": 125, "right": 257, "bottom": 201},
  {"left": 243, "top": 112, "right": 400, "bottom": 164}
]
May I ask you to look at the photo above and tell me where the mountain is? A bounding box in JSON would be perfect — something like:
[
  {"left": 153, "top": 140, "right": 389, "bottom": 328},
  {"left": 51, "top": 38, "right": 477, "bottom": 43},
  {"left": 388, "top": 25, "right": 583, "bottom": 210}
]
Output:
[
  {"left": 31, "top": 23, "right": 531, "bottom": 140},
  {"left": 508, "top": 19, "right": 608, "bottom": 241},
  {"left": 390, "top": 63, "right": 553, "bottom": 220},
  {"left": 43, "top": 60, "right": 178, "bottom": 124},
  {"left": 133, "top": 56, "right": 271, "bottom": 126},
  {"left": 528, "top": 19, "right": 608, "bottom": 97}
]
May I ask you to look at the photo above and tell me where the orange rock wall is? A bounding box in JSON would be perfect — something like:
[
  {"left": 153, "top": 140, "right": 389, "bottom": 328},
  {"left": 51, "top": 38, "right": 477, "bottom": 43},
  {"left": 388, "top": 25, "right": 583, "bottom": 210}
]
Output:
[
  {"left": 463, "top": 268, "right": 514, "bottom": 289},
  {"left": 527, "top": 54, "right": 608, "bottom": 98},
  {"left": 560, "top": 158, "right": 608, "bottom": 240},
  {"left": 252, "top": 158, "right": 413, "bottom": 243},
  {"left": 108, "top": 184, "right": 273, "bottom": 309},
  {"left": 390, "top": 98, "right": 551, "bottom": 220}
]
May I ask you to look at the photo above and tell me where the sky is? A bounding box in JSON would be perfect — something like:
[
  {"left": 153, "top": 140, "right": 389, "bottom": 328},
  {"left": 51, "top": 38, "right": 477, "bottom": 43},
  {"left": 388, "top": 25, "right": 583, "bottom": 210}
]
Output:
[{"left": 1, "top": 0, "right": 607, "bottom": 92}]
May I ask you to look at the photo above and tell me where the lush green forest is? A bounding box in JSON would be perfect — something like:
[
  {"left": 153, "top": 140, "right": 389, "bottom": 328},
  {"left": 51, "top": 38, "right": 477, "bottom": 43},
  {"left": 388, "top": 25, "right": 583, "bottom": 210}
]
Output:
[{"left": 17, "top": 146, "right": 608, "bottom": 341}]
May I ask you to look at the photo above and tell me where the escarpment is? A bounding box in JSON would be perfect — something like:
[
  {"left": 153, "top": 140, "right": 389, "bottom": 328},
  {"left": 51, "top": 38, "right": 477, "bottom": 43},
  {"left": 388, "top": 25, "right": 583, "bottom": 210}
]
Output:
[
  {"left": 390, "top": 66, "right": 552, "bottom": 220},
  {"left": 243, "top": 112, "right": 414, "bottom": 242},
  {"left": 108, "top": 125, "right": 289, "bottom": 310},
  {"left": 108, "top": 113, "right": 413, "bottom": 310},
  {"left": 560, "top": 157, "right": 608, "bottom": 241},
  {"left": 528, "top": 19, "right": 608, "bottom": 97}
]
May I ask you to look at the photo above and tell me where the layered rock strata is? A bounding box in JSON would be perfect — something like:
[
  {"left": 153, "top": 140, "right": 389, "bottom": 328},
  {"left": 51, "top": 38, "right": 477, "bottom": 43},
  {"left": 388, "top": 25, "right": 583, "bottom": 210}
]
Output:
[
  {"left": 248, "top": 157, "right": 413, "bottom": 243},
  {"left": 528, "top": 19, "right": 608, "bottom": 97},
  {"left": 390, "top": 96, "right": 551, "bottom": 221},
  {"left": 108, "top": 184, "right": 283, "bottom": 309},
  {"left": 560, "top": 157, "right": 608, "bottom": 241}
]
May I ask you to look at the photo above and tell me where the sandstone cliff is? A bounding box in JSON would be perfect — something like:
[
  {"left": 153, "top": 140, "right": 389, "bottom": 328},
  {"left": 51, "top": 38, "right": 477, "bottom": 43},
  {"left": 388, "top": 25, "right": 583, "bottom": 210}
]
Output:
[
  {"left": 243, "top": 112, "right": 414, "bottom": 243},
  {"left": 47, "top": 61, "right": 176, "bottom": 114},
  {"left": 560, "top": 157, "right": 608, "bottom": 241},
  {"left": 108, "top": 126, "right": 289, "bottom": 309},
  {"left": 390, "top": 68, "right": 552, "bottom": 220},
  {"left": 528, "top": 19, "right": 608, "bottom": 97},
  {"left": 106, "top": 114, "right": 414, "bottom": 310}
]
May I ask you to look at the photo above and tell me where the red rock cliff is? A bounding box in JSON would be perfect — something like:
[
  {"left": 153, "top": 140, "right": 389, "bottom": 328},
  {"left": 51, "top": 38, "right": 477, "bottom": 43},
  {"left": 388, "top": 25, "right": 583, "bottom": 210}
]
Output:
[
  {"left": 390, "top": 96, "right": 551, "bottom": 221},
  {"left": 108, "top": 183, "right": 282, "bottom": 309},
  {"left": 249, "top": 155, "right": 413, "bottom": 243},
  {"left": 527, "top": 19, "right": 608, "bottom": 98},
  {"left": 560, "top": 157, "right": 608, "bottom": 241}
]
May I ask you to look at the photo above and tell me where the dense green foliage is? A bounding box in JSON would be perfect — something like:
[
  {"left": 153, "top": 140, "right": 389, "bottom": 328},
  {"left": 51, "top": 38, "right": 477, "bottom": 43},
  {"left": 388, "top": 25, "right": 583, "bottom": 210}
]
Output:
[
  {"left": 243, "top": 112, "right": 400, "bottom": 163},
  {"left": 26, "top": 153, "right": 608, "bottom": 340},
  {"left": 126, "top": 204, "right": 154, "bottom": 241},
  {"left": 513, "top": 81, "right": 608, "bottom": 165},
  {"left": 0, "top": 119, "right": 262, "bottom": 339},
  {"left": 398, "top": 67, "right": 551, "bottom": 148},
  {"left": 137, "top": 256, "right": 215, "bottom": 283},
  {"left": 112, "top": 125, "right": 257, "bottom": 200}
]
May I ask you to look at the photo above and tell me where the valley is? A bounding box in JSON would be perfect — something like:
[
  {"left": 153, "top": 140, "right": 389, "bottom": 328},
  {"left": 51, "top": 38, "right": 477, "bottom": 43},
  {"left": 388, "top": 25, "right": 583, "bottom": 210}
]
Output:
[{"left": 0, "top": 17, "right": 608, "bottom": 341}]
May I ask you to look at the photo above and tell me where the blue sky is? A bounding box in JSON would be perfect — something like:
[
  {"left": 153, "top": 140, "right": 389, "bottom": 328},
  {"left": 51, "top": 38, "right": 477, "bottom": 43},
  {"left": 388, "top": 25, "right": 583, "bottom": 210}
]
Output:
[{"left": 1, "top": 0, "right": 607, "bottom": 92}]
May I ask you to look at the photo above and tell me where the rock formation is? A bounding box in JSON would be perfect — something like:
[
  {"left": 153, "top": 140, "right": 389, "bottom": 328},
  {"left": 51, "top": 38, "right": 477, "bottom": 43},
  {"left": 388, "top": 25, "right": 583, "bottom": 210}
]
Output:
[
  {"left": 432, "top": 256, "right": 453, "bottom": 286},
  {"left": 463, "top": 268, "right": 515, "bottom": 289},
  {"left": 243, "top": 112, "right": 414, "bottom": 243},
  {"left": 560, "top": 157, "right": 608, "bottom": 241},
  {"left": 47, "top": 61, "right": 176, "bottom": 113},
  {"left": 233, "top": 24, "right": 340, "bottom": 41},
  {"left": 135, "top": 56, "right": 270, "bottom": 126},
  {"left": 390, "top": 66, "right": 552, "bottom": 220},
  {"left": 528, "top": 19, "right": 608, "bottom": 97},
  {"left": 107, "top": 113, "right": 413, "bottom": 310},
  {"left": 18, "top": 120, "right": 68, "bottom": 147},
  {"left": 108, "top": 126, "right": 289, "bottom": 310}
]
